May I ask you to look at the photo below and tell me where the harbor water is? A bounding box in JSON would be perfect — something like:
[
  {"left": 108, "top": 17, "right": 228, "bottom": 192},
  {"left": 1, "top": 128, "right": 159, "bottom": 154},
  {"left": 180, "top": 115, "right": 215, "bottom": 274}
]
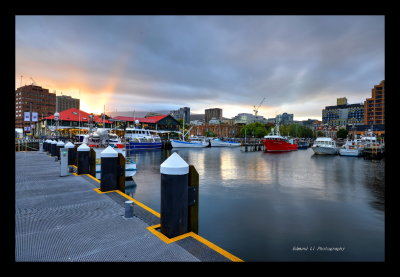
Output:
[{"left": 125, "top": 147, "right": 385, "bottom": 262}]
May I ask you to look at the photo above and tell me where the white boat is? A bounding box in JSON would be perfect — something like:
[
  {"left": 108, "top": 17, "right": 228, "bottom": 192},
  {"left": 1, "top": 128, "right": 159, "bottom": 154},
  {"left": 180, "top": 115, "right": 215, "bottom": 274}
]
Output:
[
  {"left": 311, "top": 137, "right": 338, "bottom": 155},
  {"left": 339, "top": 139, "right": 364, "bottom": 157},
  {"left": 170, "top": 136, "right": 209, "bottom": 148},
  {"left": 124, "top": 127, "right": 162, "bottom": 150},
  {"left": 210, "top": 138, "right": 241, "bottom": 147}
]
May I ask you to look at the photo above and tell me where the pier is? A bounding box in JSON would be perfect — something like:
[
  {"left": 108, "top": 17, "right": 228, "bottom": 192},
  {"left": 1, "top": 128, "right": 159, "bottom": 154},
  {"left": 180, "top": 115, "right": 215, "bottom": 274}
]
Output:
[{"left": 15, "top": 150, "right": 242, "bottom": 262}]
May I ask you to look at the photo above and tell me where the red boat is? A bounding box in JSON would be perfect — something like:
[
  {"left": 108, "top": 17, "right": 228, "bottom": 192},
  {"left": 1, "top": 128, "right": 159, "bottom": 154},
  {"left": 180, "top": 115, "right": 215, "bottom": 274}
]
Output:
[{"left": 261, "top": 125, "right": 298, "bottom": 152}]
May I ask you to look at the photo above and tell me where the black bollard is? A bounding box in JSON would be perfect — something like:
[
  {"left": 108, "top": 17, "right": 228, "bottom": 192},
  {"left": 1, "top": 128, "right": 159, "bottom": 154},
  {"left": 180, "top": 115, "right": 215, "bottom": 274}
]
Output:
[
  {"left": 160, "top": 152, "right": 189, "bottom": 238},
  {"left": 50, "top": 140, "right": 58, "bottom": 156},
  {"left": 77, "top": 143, "right": 90, "bottom": 175},
  {"left": 100, "top": 146, "right": 119, "bottom": 192},
  {"left": 56, "top": 141, "right": 65, "bottom": 160},
  {"left": 64, "top": 142, "right": 75, "bottom": 166},
  {"left": 45, "top": 139, "right": 51, "bottom": 153}
]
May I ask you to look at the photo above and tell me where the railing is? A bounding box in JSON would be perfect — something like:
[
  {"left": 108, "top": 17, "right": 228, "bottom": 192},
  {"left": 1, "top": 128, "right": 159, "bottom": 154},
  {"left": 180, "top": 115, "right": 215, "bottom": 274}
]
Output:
[{"left": 15, "top": 139, "right": 41, "bottom": 151}]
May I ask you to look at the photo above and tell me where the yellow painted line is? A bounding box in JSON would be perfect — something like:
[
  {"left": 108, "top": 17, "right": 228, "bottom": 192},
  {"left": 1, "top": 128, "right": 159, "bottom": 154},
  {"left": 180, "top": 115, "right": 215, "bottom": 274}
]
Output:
[
  {"left": 146, "top": 224, "right": 244, "bottom": 262},
  {"left": 114, "top": 190, "right": 161, "bottom": 218},
  {"left": 73, "top": 171, "right": 243, "bottom": 262}
]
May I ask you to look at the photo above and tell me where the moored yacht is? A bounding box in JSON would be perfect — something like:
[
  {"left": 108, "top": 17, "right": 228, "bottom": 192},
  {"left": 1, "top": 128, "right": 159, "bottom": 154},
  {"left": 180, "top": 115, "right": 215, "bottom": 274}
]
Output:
[
  {"left": 311, "top": 137, "right": 338, "bottom": 155},
  {"left": 210, "top": 138, "right": 241, "bottom": 147},
  {"left": 124, "top": 127, "right": 162, "bottom": 150},
  {"left": 339, "top": 139, "right": 364, "bottom": 157}
]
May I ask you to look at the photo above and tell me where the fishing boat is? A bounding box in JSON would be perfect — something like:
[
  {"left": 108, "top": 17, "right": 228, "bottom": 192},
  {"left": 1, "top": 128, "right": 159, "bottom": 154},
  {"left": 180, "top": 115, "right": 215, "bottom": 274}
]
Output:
[
  {"left": 261, "top": 124, "right": 298, "bottom": 152},
  {"left": 124, "top": 127, "right": 162, "bottom": 150},
  {"left": 360, "top": 129, "right": 384, "bottom": 159},
  {"left": 311, "top": 137, "right": 338, "bottom": 155},
  {"left": 82, "top": 128, "right": 124, "bottom": 148},
  {"left": 170, "top": 136, "right": 209, "bottom": 148},
  {"left": 210, "top": 138, "right": 241, "bottom": 147},
  {"left": 339, "top": 139, "right": 364, "bottom": 157},
  {"left": 297, "top": 140, "right": 309, "bottom": 150}
]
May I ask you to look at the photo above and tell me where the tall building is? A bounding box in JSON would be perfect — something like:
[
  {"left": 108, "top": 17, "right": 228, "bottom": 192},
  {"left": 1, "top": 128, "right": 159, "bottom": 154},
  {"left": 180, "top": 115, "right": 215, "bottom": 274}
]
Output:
[
  {"left": 364, "top": 80, "right": 385, "bottom": 125},
  {"left": 322, "top": 98, "right": 364, "bottom": 126},
  {"left": 205, "top": 108, "right": 222, "bottom": 123},
  {"left": 15, "top": 85, "right": 56, "bottom": 133},
  {"left": 170, "top": 107, "right": 191, "bottom": 124},
  {"left": 56, "top": 95, "right": 80, "bottom": 112},
  {"left": 276, "top": 112, "right": 294, "bottom": 125}
]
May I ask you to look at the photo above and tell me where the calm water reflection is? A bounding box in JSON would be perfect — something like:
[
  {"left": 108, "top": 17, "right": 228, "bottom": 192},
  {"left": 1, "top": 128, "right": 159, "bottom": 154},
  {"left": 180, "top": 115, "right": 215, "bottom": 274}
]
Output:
[{"left": 125, "top": 147, "right": 384, "bottom": 261}]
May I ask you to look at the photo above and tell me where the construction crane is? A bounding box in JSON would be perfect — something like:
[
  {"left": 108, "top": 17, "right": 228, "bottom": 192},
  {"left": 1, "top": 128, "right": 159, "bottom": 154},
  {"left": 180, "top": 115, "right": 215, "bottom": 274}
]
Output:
[
  {"left": 30, "top": 77, "right": 36, "bottom": 85},
  {"left": 253, "top": 97, "right": 266, "bottom": 116}
]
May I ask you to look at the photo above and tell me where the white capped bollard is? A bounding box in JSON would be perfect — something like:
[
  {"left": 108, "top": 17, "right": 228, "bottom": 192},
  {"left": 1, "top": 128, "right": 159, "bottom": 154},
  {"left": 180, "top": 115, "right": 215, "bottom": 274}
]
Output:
[
  {"left": 77, "top": 143, "right": 90, "bottom": 175},
  {"left": 100, "top": 146, "right": 119, "bottom": 192},
  {"left": 160, "top": 152, "right": 189, "bottom": 238},
  {"left": 50, "top": 140, "right": 58, "bottom": 157},
  {"left": 64, "top": 141, "right": 76, "bottom": 166},
  {"left": 45, "top": 139, "right": 52, "bottom": 152},
  {"left": 56, "top": 141, "right": 65, "bottom": 160}
]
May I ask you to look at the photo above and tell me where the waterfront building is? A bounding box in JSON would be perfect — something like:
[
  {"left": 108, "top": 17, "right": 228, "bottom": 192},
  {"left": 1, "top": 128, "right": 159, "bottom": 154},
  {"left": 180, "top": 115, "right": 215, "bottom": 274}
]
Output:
[
  {"left": 364, "top": 80, "right": 385, "bottom": 126},
  {"left": 15, "top": 85, "right": 56, "bottom": 136},
  {"left": 275, "top": 113, "right": 294, "bottom": 125},
  {"left": 56, "top": 95, "right": 80, "bottom": 112},
  {"left": 170, "top": 107, "right": 191, "bottom": 124},
  {"left": 205, "top": 108, "right": 222, "bottom": 124},
  {"left": 35, "top": 108, "right": 113, "bottom": 138},
  {"left": 190, "top": 123, "right": 242, "bottom": 138},
  {"left": 322, "top": 97, "right": 364, "bottom": 127},
  {"left": 112, "top": 114, "right": 180, "bottom": 132}
]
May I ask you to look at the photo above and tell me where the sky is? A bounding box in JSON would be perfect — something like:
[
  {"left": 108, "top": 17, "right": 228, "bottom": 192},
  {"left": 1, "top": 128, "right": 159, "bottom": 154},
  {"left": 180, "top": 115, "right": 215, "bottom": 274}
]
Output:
[{"left": 15, "top": 15, "right": 384, "bottom": 120}]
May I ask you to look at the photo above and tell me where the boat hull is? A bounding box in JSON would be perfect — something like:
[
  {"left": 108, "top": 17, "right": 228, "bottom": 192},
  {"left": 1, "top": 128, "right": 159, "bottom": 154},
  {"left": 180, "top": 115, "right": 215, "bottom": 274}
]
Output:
[
  {"left": 210, "top": 140, "right": 241, "bottom": 147},
  {"left": 125, "top": 142, "right": 162, "bottom": 150},
  {"left": 262, "top": 139, "right": 298, "bottom": 152},
  {"left": 312, "top": 146, "right": 338, "bottom": 155},
  {"left": 339, "top": 148, "right": 363, "bottom": 156},
  {"left": 170, "top": 139, "right": 208, "bottom": 148}
]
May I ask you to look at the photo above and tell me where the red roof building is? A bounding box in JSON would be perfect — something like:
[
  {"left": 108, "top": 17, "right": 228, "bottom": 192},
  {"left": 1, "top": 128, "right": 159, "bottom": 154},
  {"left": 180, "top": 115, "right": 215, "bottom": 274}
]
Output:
[
  {"left": 112, "top": 114, "right": 179, "bottom": 131},
  {"left": 44, "top": 108, "right": 113, "bottom": 124}
]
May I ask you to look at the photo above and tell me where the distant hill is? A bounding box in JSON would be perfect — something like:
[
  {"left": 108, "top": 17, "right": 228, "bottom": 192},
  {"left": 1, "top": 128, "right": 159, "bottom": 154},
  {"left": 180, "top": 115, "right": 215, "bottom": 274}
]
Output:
[
  {"left": 190, "top": 113, "right": 205, "bottom": 121},
  {"left": 108, "top": 110, "right": 171, "bottom": 118}
]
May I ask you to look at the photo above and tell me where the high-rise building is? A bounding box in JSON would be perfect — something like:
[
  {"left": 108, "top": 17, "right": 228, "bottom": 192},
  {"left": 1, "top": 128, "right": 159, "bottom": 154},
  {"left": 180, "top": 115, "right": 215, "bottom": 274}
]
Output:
[
  {"left": 276, "top": 112, "right": 294, "bottom": 125},
  {"left": 205, "top": 108, "right": 222, "bottom": 123},
  {"left": 15, "top": 85, "right": 56, "bottom": 133},
  {"left": 364, "top": 80, "right": 385, "bottom": 125},
  {"left": 170, "top": 107, "right": 191, "bottom": 124},
  {"left": 56, "top": 95, "right": 80, "bottom": 112},
  {"left": 322, "top": 98, "right": 364, "bottom": 126}
]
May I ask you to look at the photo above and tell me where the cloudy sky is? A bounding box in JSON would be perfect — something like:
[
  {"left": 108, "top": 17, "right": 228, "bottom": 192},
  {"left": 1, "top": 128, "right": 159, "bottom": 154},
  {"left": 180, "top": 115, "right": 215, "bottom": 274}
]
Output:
[{"left": 15, "top": 15, "right": 384, "bottom": 120}]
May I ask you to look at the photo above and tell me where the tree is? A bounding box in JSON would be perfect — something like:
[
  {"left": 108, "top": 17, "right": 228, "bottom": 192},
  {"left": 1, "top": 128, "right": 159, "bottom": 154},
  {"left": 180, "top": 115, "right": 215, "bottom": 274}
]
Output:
[
  {"left": 336, "top": 128, "right": 349, "bottom": 139},
  {"left": 316, "top": 131, "right": 325, "bottom": 137},
  {"left": 240, "top": 122, "right": 269, "bottom": 138}
]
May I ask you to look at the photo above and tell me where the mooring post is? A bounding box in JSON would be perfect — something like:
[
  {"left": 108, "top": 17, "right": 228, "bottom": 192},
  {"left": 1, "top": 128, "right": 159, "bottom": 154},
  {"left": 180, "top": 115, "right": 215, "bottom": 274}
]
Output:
[
  {"left": 64, "top": 141, "right": 75, "bottom": 166},
  {"left": 124, "top": 200, "right": 134, "bottom": 218},
  {"left": 56, "top": 140, "right": 65, "bottom": 160},
  {"left": 160, "top": 152, "right": 189, "bottom": 238},
  {"left": 100, "top": 146, "right": 119, "bottom": 192},
  {"left": 77, "top": 143, "right": 90, "bottom": 175},
  {"left": 89, "top": 148, "right": 96, "bottom": 177},
  {"left": 50, "top": 140, "right": 58, "bottom": 157},
  {"left": 188, "top": 165, "right": 199, "bottom": 234}
]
